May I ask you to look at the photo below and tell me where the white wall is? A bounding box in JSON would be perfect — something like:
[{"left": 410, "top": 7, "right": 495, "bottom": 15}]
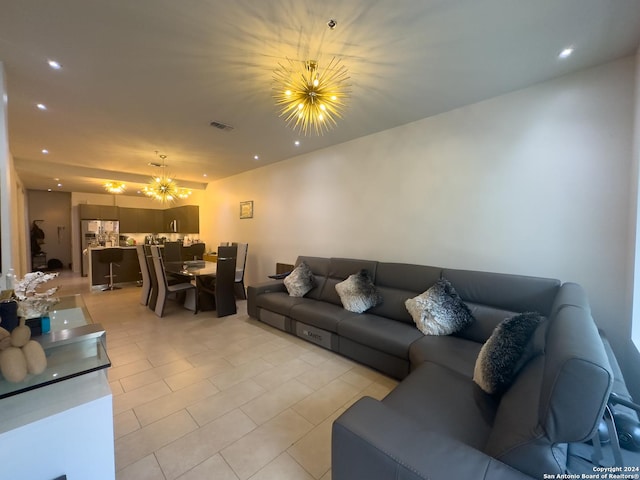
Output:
[
  {"left": 202, "top": 56, "right": 636, "bottom": 352},
  {"left": 0, "top": 62, "right": 28, "bottom": 283},
  {"left": 631, "top": 46, "right": 640, "bottom": 350}
]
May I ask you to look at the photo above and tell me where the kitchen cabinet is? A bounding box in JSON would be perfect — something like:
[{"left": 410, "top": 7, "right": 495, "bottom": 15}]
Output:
[
  {"left": 79, "top": 204, "right": 198, "bottom": 233},
  {"left": 120, "top": 208, "right": 164, "bottom": 233},
  {"left": 79, "top": 204, "right": 119, "bottom": 220},
  {"left": 164, "top": 205, "right": 199, "bottom": 233},
  {"left": 150, "top": 209, "right": 166, "bottom": 232},
  {"left": 118, "top": 207, "right": 138, "bottom": 232}
]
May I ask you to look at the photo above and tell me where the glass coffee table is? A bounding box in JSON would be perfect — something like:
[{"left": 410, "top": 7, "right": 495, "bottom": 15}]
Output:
[{"left": 0, "top": 294, "right": 111, "bottom": 399}]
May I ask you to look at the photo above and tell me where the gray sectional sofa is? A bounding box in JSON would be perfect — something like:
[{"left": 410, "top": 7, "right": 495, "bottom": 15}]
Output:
[{"left": 247, "top": 256, "right": 614, "bottom": 479}]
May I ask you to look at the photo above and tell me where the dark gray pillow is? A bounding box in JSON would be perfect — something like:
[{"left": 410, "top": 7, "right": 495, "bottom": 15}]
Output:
[
  {"left": 473, "top": 312, "right": 544, "bottom": 395},
  {"left": 283, "top": 262, "right": 315, "bottom": 297},
  {"left": 335, "top": 270, "right": 382, "bottom": 313},
  {"left": 405, "top": 278, "right": 474, "bottom": 335}
]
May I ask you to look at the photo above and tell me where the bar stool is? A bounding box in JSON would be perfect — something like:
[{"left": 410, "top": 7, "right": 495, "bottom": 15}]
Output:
[{"left": 99, "top": 248, "right": 123, "bottom": 291}]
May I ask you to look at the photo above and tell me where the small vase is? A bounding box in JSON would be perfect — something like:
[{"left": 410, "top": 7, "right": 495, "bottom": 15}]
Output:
[{"left": 0, "top": 300, "right": 19, "bottom": 332}]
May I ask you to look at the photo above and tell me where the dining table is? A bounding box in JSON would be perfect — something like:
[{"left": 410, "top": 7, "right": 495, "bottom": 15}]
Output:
[
  {"left": 164, "top": 260, "right": 217, "bottom": 277},
  {"left": 162, "top": 260, "right": 239, "bottom": 316}
]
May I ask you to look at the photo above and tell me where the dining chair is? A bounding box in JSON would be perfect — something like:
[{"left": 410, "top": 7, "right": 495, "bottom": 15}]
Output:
[
  {"left": 232, "top": 242, "right": 248, "bottom": 299},
  {"left": 190, "top": 243, "right": 205, "bottom": 260},
  {"left": 150, "top": 245, "right": 198, "bottom": 317},
  {"left": 144, "top": 245, "right": 159, "bottom": 311},
  {"left": 196, "top": 245, "right": 237, "bottom": 317},
  {"left": 136, "top": 245, "right": 151, "bottom": 306},
  {"left": 163, "top": 241, "right": 182, "bottom": 262}
]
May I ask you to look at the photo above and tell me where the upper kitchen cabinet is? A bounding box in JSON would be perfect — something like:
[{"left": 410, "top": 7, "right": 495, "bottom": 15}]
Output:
[
  {"left": 119, "top": 208, "right": 165, "bottom": 233},
  {"left": 78, "top": 204, "right": 119, "bottom": 220},
  {"left": 118, "top": 207, "right": 138, "bottom": 232},
  {"left": 164, "top": 205, "right": 199, "bottom": 233}
]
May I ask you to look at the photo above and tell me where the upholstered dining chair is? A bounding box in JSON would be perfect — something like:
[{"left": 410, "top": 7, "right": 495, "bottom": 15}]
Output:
[
  {"left": 232, "top": 242, "right": 248, "bottom": 299},
  {"left": 143, "top": 245, "right": 159, "bottom": 310},
  {"left": 196, "top": 245, "right": 237, "bottom": 317},
  {"left": 136, "top": 245, "right": 151, "bottom": 306},
  {"left": 190, "top": 243, "right": 205, "bottom": 260},
  {"left": 150, "top": 245, "right": 198, "bottom": 317},
  {"left": 163, "top": 241, "right": 182, "bottom": 262}
]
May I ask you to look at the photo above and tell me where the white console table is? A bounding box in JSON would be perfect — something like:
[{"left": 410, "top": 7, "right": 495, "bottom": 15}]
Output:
[{"left": 0, "top": 295, "right": 114, "bottom": 480}]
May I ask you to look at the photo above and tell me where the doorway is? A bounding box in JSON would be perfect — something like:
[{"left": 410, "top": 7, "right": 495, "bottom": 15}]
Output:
[{"left": 27, "top": 190, "right": 72, "bottom": 272}]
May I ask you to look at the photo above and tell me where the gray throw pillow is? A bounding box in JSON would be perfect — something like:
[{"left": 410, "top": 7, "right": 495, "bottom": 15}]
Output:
[
  {"left": 283, "top": 262, "right": 315, "bottom": 297},
  {"left": 405, "top": 278, "right": 474, "bottom": 335},
  {"left": 473, "top": 312, "right": 544, "bottom": 395},
  {"left": 335, "top": 270, "right": 382, "bottom": 313}
]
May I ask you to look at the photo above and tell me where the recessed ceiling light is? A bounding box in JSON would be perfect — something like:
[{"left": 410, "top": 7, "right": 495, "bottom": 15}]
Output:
[
  {"left": 36, "top": 103, "right": 47, "bottom": 110},
  {"left": 47, "top": 188, "right": 52, "bottom": 192},
  {"left": 203, "top": 173, "right": 208, "bottom": 177},
  {"left": 41, "top": 149, "right": 49, "bottom": 154},
  {"left": 558, "top": 47, "right": 574, "bottom": 59},
  {"left": 254, "top": 155, "right": 259, "bottom": 160},
  {"left": 57, "top": 183, "right": 62, "bottom": 187},
  {"left": 294, "top": 140, "right": 300, "bottom": 146},
  {"left": 47, "top": 59, "right": 62, "bottom": 70},
  {"left": 54, "top": 177, "right": 59, "bottom": 181}
]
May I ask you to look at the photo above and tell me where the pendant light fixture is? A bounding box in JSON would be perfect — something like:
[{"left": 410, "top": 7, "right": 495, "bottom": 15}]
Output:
[{"left": 142, "top": 152, "right": 192, "bottom": 203}]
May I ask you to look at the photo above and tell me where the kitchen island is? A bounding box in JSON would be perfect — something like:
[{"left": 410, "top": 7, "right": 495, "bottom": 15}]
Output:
[{"left": 88, "top": 246, "right": 140, "bottom": 289}]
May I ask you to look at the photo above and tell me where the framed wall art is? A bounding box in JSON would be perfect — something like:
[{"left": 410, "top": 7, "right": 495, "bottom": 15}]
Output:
[{"left": 240, "top": 200, "right": 253, "bottom": 219}]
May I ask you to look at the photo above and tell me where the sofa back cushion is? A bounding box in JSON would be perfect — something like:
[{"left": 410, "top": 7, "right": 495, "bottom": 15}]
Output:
[
  {"left": 457, "top": 303, "right": 519, "bottom": 343},
  {"left": 443, "top": 269, "right": 560, "bottom": 315},
  {"left": 483, "top": 305, "right": 613, "bottom": 478},
  {"left": 295, "top": 256, "right": 330, "bottom": 300},
  {"left": 443, "top": 268, "right": 560, "bottom": 343},
  {"left": 319, "top": 258, "right": 378, "bottom": 306},
  {"left": 369, "top": 263, "right": 442, "bottom": 324}
]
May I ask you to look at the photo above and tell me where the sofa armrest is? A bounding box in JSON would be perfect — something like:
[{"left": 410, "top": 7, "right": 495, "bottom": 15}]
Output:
[
  {"left": 246, "top": 280, "right": 286, "bottom": 318},
  {"left": 332, "top": 397, "right": 534, "bottom": 480}
]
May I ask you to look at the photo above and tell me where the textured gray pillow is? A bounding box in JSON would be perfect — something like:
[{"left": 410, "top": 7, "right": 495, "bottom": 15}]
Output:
[
  {"left": 473, "top": 312, "right": 544, "bottom": 395},
  {"left": 283, "top": 262, "right": 315, "bottom": 297},
  {"left": 335, "top": 270, "right": 382, "bottom": 313},
  {"left": 405, "top": 278, "right": 474, "bottom": 335}
]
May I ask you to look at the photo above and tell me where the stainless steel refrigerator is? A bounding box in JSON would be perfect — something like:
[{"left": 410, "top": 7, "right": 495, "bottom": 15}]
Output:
[{"left": 81, "top": 220, "right": 119, "bottom": 276}]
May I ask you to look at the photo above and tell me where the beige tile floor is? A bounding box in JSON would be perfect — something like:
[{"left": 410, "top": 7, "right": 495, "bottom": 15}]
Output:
[{"left": 51, "top": 271, "right": 397, "bottom": 480}]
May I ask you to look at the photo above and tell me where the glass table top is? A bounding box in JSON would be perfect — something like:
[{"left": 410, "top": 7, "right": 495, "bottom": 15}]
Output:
[{"left": 0, "top": 294, "right": 111, "bottom": 399}]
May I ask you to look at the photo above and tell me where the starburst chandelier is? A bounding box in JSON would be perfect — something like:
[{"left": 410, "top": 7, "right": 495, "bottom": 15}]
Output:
[
  {"left": 273, "top": 57, "right": 350, "bottom": 135},
  {"left": 142, "top": 153, "right": 192, "bottom": 203},
  {"left": 104, "top": 181, "right": 126, "bottom": 194}
]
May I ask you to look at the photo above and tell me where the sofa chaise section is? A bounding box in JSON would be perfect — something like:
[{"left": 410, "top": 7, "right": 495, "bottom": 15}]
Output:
[{"left": 332, "top": 303, "right": 613, "bottom": 479}]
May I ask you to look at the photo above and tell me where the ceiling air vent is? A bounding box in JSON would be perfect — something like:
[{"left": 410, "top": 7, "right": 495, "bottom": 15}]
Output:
[{"left": 210, "top": 121, "right": 234, "bottom": 132}]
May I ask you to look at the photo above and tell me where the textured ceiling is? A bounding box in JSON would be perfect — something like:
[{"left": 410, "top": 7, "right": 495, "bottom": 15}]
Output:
[{"left": 1, "top": 0, "right": 639, "bottom": 195}]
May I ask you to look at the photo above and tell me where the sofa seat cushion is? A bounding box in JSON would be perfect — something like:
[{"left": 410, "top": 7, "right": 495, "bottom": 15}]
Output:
[
  {"left": 290, "top": 300, "right": 354, "bottom": 332},
  {"left": 255, "top": 291, "right": 307, "bottom": 317},
  {"left": 409, "top": 335, "right": 482, "bottom": 378},
  {"left": 383, "top": 361, "right": 496, "bottom": 450},
  {"left": 337, "top": 313, "right": 424, "bottom": 359}
]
